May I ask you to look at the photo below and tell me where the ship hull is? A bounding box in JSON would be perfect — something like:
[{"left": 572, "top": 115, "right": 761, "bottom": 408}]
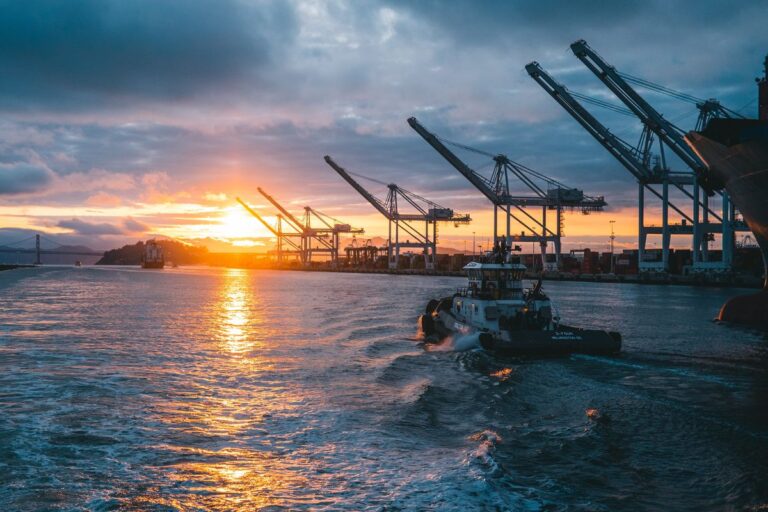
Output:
[
  {"left": 685, "top": 119, "right": 768, "bottom": 328},
  {"left": 419, "top": 309, "right": 621, "bottom": 356},
  {"left": 141, "top": 261, "right": 165, "bottom": 269}
]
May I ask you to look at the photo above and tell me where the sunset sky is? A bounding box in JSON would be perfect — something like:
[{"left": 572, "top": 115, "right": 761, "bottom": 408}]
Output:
[{"left": 1, "top": 0, "right": 766, "bottom": 253}]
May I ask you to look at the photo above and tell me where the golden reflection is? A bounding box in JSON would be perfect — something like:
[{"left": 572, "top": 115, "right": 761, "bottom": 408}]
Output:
[
  {"left": 127, "top": 450, "right": 305, "bottom": 510},
  {"left": 217, "top": 268, "right": 259, "bottom": 355},
  {"left": 140, "top": 268, "right": 314, "bottom": 510},
  {"left": 490, "top": 367, "right": 514, "bottom": 381}
]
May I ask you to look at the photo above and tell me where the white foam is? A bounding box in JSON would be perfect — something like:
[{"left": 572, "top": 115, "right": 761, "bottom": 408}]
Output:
[{"left": 428, "top": 332, "right": 481, "bottom": 352}]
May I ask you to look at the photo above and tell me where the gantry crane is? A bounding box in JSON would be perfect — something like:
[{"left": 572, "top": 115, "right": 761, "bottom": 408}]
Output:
[
  {"left": 526, "top": 61, "right": 707, "bottom": 271},
  {"left": 256, "top": 187, "right": 363, "bottom": 266},
  {"left": 571, "top": 39, "right": 746, "bottom": 270},
  {"left": 301, "top": 205, "right": 365, "bottom": 264},
  {"left": 324, "top": 155, "right": 471, "bottom": 270},
  {"left": 408, "top": 117, "right": 606, "bottom": 270},
  {"left": 238, "top": 190, "right": 362, "bottom": 266},
  {"left": 236, "top": 197, "right": 303, "bottom": 264},
  {"left": 344, "top": 236, "right": 379, "bottom": 267}
]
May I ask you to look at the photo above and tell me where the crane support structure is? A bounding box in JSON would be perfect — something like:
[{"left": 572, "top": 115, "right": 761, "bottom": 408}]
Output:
[
  {"left": 324, "top": 155, "right": 470, "bottom": 270},
  {"left": 237, "top": 197, "right": 303, "bottom": 264},
  {"left": 408, "top": 117, "right": 605, "bottom": 271},
  {"left": 569, "top": 39, "right": 749, "bottom": 271},
  {"left": 526, "top": 61, "right": 701, "bottom": 270},
  {"left": 239, "top": 191, "right": 362, "bottom": 267},
  {"left": 300, "top": 205, "right": 364, "bottom": 265},
  {"left": 528, "top": 42, "right": 748, "bottom": 272},
  {"left": 570, "top": 39, "right": 707, "bottom": 180}
]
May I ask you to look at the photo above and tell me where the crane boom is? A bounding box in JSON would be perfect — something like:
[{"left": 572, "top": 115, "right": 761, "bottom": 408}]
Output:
[
  {"left": 237, "top": 197, "right": 302, "bottom": 252},
  {"left": 323, "top": 156, "right": 392, "bottom": 219},
  {"left": 407, "top": 117, "right": 499, "bottom": 203},
  {"left": 236, "top": 197, "right": 280, "bottom": 237},
  {"left": 525, "top": 61, "right": 700, "bottom": 223},
  {"left": 570, "top": 40, "right": 709, "bottom": 182},
  {"left": 526, "top": 61, "right": 651, "bottom": 182},
  {"left": 256, "top": 187, "right": 305, "bottom": 233}
]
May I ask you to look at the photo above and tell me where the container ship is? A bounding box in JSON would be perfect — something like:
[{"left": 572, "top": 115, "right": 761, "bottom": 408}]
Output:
[
  {"left": 141, "top": 239, "right": 165, "bottom": 269},
  {"left": 684, "top": 55, "right": 768, "bottom": 329}
]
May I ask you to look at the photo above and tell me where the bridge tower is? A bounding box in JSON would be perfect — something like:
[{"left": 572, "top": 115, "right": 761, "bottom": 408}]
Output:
[{"left": 35, "top": 234, "right": 41, "bottom": 265}]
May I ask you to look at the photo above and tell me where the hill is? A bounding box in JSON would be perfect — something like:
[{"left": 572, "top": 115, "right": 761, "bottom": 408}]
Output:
[{"left": 96, "top": 240, "right": 208, "bottom": 265}]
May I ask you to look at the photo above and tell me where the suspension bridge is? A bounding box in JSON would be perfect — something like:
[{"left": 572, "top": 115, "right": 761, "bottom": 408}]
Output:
[{"left": 0, "top": 233, "right": 103, "bottom": 264}]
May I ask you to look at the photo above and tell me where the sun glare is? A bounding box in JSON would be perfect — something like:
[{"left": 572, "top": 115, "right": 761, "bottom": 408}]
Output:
[{"left": 218, "top": 207, "right": 271, "bottom": 240}]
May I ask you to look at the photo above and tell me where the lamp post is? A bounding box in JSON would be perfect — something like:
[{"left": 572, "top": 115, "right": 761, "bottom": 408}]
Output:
[
  {"left": 472, "top": 231, "right": 476, "bottom": 258},
  {"left": 609, "top": 220, "right": 616, "bottom": 274}
]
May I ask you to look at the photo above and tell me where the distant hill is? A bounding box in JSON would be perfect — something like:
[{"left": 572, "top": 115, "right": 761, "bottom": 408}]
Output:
[{"left": 97, "top": 239, "right": 208, "bottom": 265}]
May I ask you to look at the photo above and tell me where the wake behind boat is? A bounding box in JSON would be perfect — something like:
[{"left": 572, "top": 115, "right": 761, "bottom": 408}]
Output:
[{"left": 419, "top": 241, "right": 621, "bottom": 356}]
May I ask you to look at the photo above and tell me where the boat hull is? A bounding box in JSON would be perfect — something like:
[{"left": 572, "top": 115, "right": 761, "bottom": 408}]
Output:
[
  {"left": 419, "top": 310, "right": 621, "bottom": 357},
  {"left": 479, "top": 326, "right": 621, "bottom": 357},
  {"left": 141, "top": 261, "right": 165, "bottom": 269}
]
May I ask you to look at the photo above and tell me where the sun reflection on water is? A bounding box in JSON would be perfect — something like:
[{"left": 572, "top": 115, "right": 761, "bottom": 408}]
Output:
[
  {"left": 138, "top": 268, "right": 309, "bottom": 510},
  {"left": 218, "top": 268, "right": 258, "bottom": 355}
]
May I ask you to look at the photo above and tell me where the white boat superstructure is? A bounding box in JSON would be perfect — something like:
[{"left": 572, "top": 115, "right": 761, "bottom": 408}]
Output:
[
  {"left": 445, "top": 260, "right": 555, "bottom": 342},
  {"left": 420, "top": 245, "right": 621, "bottom": 356}
]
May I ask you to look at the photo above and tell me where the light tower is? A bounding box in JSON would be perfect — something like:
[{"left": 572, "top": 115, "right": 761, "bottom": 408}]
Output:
[{"left": 609, "top": 220, "right": 616, "bottom": 274}]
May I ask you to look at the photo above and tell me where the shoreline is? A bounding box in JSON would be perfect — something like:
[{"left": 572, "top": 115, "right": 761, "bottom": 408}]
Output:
[
  {"left": 10, "top": 263, "right": 763, "bottom": 289},
  {"left": 229, "top": 265, "right": 765, "bottom": 289},
  {"left": 0, "top": 264, "right": 35, "bottom": 272}
]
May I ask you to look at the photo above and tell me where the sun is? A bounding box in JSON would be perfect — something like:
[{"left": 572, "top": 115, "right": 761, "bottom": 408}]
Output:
[{"left": 217, "top": 206, "right": 273, "bottom": 240}]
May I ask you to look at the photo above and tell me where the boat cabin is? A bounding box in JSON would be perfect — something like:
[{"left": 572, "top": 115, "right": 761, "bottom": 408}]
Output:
[{"left": 460, "top": 261, "right": 527, "bottom": 300}]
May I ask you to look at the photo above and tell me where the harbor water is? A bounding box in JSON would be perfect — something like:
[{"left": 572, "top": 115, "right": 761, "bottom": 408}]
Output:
[{"left": 0, "top": 266, "right": 767, "bottom": 511}]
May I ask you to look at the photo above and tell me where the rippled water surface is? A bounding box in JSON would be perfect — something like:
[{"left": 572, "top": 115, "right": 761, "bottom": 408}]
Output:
[{"left": 1, "top": 266, "right": 767, "bottom": 511}]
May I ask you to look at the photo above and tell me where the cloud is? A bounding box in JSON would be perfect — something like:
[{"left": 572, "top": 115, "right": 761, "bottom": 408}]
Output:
[
  {"left": 86, "top": 192, "right": 123, "bottom": 207},
  {"left": 57, "top": 217, "right": 124, "bottom": 235},
  {"left": 0, "top": 161, "right": 55, "bottom": 194},
  {"left": 204, "top": 192, "right": 228, "bottom": 202},
  {"left": 0, "top": 0, "right": 296, "bottom": 111},
  {"left": 122, "top": 217, "right": 149, "bottom": 233},
  {"left": 0, "top": 0, "right": 766, "bottom": 245}
]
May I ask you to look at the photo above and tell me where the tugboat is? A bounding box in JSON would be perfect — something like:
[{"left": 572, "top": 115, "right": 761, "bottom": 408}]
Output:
[
  {"left": 141, "top": 239, "right": 165, "bottom": 269},
  {"left": 419, "top": 241, "right": 621, "bottom": 356}
]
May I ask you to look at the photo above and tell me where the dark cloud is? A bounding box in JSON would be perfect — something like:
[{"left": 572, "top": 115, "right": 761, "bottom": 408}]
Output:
[
  {"left": 385, "top": 0, "right": 644, "bottom": 46},
  {"left": 0, "top": 0, "right": 296, "bottom": 110},
  {"left": 58, "top": 218, "right": 125, "bottom": 235},
  {"left": 123, "top": 217, "right": 149, "bottom": 233},
  {"left": 0, "top": 0, "right": 765, "bottom": 244},
  {"left": 0, "top": 162, "right": 55, "bottom": 194}
]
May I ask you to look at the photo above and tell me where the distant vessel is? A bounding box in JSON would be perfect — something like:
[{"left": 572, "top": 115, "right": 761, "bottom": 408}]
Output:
[
  {"left": 141, "top": 240, "right": 165, "bottom": 269},
  {"left": 419, "top": 241, "right": 621, "bottom": 356},
  {"left": 684, "top": 54, "right": 768, "bottom": 329},
  {"left": 74, "top": 260, "right": 82, "bottom": 267}
]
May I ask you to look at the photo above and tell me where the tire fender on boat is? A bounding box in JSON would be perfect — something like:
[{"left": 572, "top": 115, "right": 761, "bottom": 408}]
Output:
[{"left": 419, "top": 314, "right": 435, "bottom": 336}]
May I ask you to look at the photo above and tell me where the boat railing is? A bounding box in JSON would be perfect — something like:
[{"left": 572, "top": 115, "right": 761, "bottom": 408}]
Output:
[{"left": 457, "top": 287, "right": 518, "bottom": 300}]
